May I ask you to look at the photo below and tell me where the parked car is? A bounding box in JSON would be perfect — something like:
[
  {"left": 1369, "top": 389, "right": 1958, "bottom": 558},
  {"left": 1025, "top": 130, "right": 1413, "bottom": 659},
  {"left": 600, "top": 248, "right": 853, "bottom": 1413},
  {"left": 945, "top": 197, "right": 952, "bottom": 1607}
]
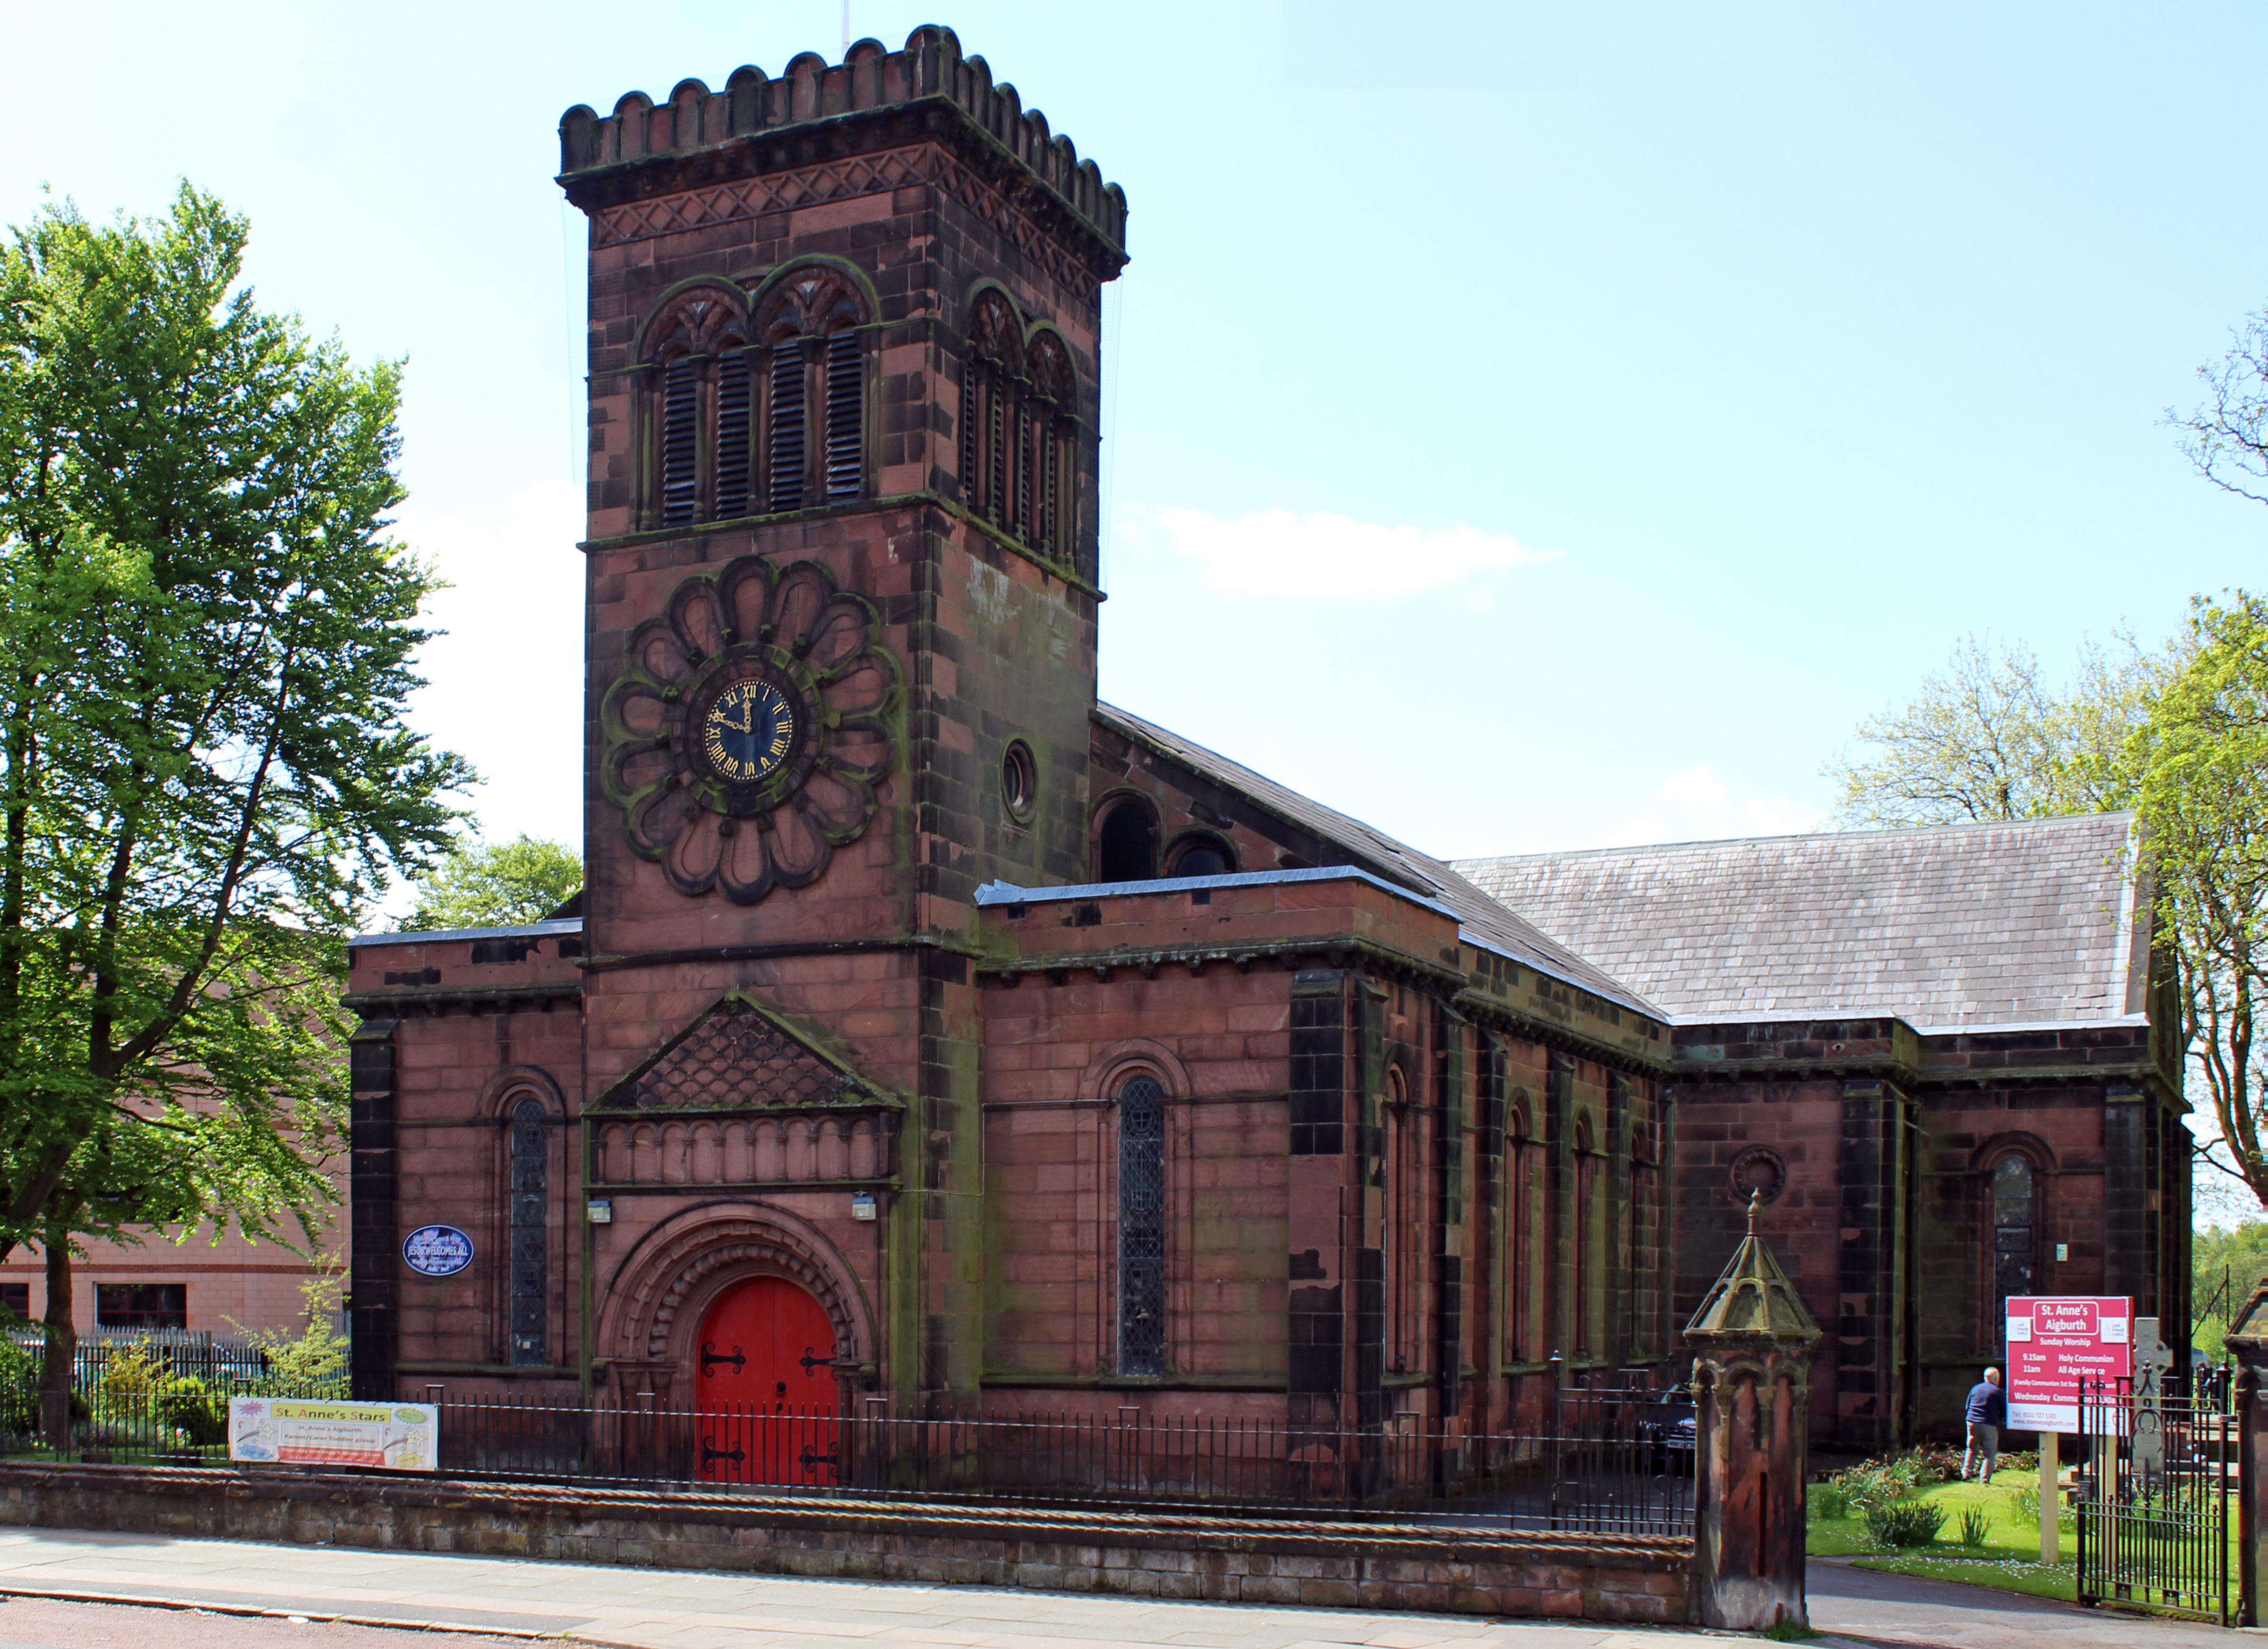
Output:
[{"left": 1642, "top": 1387, "right": 1696, "bottom": 1472}]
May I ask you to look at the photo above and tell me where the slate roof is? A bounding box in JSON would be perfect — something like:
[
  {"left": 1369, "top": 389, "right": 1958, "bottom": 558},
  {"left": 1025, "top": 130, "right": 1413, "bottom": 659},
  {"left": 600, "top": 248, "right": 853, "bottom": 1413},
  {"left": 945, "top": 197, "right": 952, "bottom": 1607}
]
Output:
[
  {"left": 1452, "top": 813, "right": 2147, "bottom": 1030},
  {"left": 1094, "top": 704, "right": 1661, "bottom": 1017}
]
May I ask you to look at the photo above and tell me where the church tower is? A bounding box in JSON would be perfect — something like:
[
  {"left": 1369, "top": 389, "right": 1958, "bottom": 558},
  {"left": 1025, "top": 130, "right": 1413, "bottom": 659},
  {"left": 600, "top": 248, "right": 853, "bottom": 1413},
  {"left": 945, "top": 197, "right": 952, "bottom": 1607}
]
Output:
[{"left": 557, "top": 29, "right": 1126, "bottom": 1407}]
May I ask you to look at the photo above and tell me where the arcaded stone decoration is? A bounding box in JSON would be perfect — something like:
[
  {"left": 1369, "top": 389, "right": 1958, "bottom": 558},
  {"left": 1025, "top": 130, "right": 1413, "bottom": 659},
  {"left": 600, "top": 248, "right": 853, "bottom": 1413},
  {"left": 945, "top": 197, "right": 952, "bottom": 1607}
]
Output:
[
  {"left": 600, "top": 555, "right": 900, "bottom": 903},
  {"left": 590, "top": 1111, "right": 893, "bottom": 1187},
  {"left": 1727, "top": 1145, "right": 1786, "bottom": 1207}
]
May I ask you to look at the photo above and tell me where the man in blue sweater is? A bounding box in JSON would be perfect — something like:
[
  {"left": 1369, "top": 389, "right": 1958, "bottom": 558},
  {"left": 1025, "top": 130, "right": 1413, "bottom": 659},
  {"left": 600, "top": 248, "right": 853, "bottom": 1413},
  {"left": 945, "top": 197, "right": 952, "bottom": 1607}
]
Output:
[{"left": 1963, "top": 1367, "right": 2007, "bottom": 1482}]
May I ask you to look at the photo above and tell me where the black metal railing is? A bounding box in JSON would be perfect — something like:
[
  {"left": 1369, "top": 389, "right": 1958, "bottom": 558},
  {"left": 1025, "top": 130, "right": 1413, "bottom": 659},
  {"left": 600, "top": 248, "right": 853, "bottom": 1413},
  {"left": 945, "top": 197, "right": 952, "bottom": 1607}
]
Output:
[
  {"left": 0, "top": 1358, "right": 1694, "bottom": 1537},
  {"left": 0, "top": 1330, "right": 344, "bottom": 1399},
  {"left": 0, "top": 1386, "right": 234, "bottom": 1467},
  {"left": 392, "top": 1382, "right": 1694, "bottom": 1534}
]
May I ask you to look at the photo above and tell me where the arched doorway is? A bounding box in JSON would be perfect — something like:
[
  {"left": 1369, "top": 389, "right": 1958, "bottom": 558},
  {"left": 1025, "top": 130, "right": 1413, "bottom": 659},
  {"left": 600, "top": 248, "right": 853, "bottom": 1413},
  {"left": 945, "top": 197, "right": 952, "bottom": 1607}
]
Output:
[{"left": 693, "top": 1275, "right": 838, "bottom": 1485}]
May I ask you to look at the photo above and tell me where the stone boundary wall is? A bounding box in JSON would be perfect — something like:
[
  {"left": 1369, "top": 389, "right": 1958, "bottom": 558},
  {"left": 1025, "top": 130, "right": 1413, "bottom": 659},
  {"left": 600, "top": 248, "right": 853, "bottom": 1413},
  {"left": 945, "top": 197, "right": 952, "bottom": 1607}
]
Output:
[{"left": 0, "top": 1462, "right": 1693, "bottom": 1623}]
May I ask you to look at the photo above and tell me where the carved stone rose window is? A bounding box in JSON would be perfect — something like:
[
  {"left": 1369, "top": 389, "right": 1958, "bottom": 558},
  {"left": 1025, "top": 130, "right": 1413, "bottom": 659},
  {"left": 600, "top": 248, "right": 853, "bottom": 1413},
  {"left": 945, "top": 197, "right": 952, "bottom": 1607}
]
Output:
[{"left": 600, "top": 555, "right": 900, "bottom": 903}]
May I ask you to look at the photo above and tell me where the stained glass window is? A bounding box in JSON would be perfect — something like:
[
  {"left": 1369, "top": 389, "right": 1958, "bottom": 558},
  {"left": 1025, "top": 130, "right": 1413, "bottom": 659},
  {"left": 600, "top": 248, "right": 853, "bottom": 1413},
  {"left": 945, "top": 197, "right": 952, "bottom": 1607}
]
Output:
[
  {"left": 1118, "top": 1076, "right": 1167, "bottom": 1377},
  {"left": 509, "top": 1098, "right": 548, "bottom": 1367},
  {"left": 1992, "top": 1154, "right": 2035, "bottom": 1318}
]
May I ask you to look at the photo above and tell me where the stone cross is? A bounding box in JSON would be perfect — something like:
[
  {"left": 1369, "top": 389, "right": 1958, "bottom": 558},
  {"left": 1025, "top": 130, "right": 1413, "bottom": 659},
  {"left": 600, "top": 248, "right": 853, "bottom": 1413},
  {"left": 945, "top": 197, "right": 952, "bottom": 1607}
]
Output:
[{"left": 2131, "top": 1315, "right": 2172, "bottom": 1481}]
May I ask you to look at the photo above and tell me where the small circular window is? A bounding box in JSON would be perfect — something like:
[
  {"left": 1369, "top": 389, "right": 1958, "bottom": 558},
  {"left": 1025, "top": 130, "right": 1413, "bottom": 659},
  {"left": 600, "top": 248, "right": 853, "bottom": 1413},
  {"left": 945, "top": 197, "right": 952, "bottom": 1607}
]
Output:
[
  {"left": 1001, "top": 740, "right": 1036, "bottom": 822},
  {"left": 1728, "top": 1146, "right": 1787, "bottom": 1205}
]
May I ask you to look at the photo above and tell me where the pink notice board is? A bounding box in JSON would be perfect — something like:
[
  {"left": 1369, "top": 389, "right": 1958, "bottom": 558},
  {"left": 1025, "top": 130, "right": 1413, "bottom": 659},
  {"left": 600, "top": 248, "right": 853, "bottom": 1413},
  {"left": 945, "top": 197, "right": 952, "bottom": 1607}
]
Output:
[{"left": 2004, "top": 1295, "right": 2133, "bottom": 1431}]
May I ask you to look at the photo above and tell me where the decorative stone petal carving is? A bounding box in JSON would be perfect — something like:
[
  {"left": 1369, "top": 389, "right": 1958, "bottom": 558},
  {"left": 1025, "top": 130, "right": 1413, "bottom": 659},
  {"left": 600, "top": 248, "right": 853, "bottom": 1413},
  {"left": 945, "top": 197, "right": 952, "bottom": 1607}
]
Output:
[{"left": 600, "top": 555, "right": 900, "bottom": 904}]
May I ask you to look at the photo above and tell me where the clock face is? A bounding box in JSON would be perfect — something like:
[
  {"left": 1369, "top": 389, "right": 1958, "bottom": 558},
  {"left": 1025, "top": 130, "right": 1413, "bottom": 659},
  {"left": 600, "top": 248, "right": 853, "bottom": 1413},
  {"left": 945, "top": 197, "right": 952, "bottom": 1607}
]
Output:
[{"left": 700, "top": 677, "right": 796, "bottom": 785}]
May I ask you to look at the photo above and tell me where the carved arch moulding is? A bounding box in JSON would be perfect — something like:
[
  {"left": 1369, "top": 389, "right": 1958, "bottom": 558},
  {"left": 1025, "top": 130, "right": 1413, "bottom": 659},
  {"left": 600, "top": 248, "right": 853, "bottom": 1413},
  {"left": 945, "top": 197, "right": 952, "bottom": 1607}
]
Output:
[
  {"left": 637, "top": 278, "right": 751, "bottom": 363},
  {"left": 751, "top": 260, "right": 872, "bottom": 342},
  {"left": 599, "top": 555, "right": 902, "bottom": 903},
  {"left": 1074, "top": 1037, "right": 1193, "bottom": 1104},
  {"left": 597, "top": 1203, "right": 875, "bottom": 1377}
]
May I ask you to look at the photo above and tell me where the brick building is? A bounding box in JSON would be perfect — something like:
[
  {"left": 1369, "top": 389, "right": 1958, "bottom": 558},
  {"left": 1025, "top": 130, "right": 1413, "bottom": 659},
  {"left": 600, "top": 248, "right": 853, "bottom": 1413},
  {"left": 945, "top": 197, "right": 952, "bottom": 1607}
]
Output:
[
  {"left": 1457, "top": 815, "right": 2185, "bottom": 1446},
  {"left": 0, "top": 1206, "right": 342, "bottom": 1340},
  {"left": 342, "top": 27, "right": 2186, "bottom": 1450}
]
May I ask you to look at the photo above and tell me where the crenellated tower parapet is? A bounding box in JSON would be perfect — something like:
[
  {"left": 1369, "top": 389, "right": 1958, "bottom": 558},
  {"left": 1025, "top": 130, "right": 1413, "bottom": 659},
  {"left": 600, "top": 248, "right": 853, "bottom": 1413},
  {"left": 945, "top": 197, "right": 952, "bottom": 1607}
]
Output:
[{"left": 558, "top": 25, "right": 1127, "bottom": 279}]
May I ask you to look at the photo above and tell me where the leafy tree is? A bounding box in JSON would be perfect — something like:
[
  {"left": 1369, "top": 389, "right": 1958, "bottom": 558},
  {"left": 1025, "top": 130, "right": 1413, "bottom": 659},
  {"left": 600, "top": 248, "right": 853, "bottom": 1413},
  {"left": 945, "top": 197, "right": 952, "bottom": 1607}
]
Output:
[
  {"left": 2193, "top": 1219, "right": 2268, "bottom": 1353},
  {"left": 1826, "top": 632, "right": 2171, "bottom": 828},
  {"left": 2131, "top": 596, "right": 2268, "bottom": 1212},
  {"left": 405, "top": 834, "right": 580, "bottom": 930},
  {"left": 0, "top": 185, "right": 466, "bottom": 1431}
]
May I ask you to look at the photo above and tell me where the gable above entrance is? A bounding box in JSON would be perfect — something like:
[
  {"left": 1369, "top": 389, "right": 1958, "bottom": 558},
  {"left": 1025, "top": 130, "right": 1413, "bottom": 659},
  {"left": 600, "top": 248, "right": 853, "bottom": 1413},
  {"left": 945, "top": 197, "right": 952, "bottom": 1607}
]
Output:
[{"left": 593, "top": 992, "right": 900, "bottom": 1113}]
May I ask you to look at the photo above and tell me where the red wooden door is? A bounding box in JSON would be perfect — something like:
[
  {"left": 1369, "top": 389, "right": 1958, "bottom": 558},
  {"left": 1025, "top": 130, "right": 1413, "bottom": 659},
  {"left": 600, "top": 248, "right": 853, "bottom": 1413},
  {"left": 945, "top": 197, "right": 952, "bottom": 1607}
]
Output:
[{"left": 694, "top": 1276, "right": 838, "bottom": 1485}]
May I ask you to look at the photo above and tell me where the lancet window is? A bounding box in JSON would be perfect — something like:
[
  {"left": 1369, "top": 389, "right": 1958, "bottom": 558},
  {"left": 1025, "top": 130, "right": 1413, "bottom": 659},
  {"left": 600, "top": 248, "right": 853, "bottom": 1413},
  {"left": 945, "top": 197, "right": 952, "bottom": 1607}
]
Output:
[
  {"left": 1384, "top": 1065, "right": 1424, "bottom": 1374},
  {"left": 1989, "top": 1151, "right": 2039, "bottom": 1320},
  {"left": 1505, "top": 1100, "right": 1534, "bottom": 1364},
  {"left": 960, "top": 291, "right": 1077, "bottom": 561},
  {"left": 640, "top": 265, "right": 867, "bottom": 530},
  {"left": 1117, "top": 1075, "right": 1168, "bottom": 1377},
  {"left": 1624, "top": 1122, "right": 1650, "bottom": 1355},
  {"left": 1573, "top": 1114, "right": 1599, "bottom": 1358},
  {"left": 507, "top": 1096, "right": 548, "bottom": 1367}
]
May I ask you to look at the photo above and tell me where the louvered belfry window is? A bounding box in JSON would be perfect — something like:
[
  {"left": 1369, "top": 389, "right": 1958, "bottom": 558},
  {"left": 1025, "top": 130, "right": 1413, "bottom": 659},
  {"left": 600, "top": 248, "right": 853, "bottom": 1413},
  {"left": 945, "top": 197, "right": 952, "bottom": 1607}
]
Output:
[
  {"left": 644, "top": 268, "right": 870, "bottom": 529},
  {"left": 1117, "top": 1075, "right": 1167, "bottom": 1377},
  {"left": 958, "top": 293, "right": 1076, "bottom": 561},
  {"left": 824, "top": 332, "right": 863, "bottom": 500},
  {"left": 508, "top": 1097, "right": 547, "bottom": 1367},
  {"left": 767, "top": 343, "right": 808, "bottom": 512},
  {"left": 660, "top": 357, "right": 699, "bottom": 526},
  {"left": 714, "top": 354, "right": 751, "bottom": 519}
]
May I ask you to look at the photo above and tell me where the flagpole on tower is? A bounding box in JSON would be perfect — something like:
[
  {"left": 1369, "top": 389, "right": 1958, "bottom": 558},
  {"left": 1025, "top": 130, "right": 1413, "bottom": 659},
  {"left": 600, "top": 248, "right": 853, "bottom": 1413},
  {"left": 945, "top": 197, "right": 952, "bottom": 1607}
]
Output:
[{"left": 842, "top": 2, "right": 850, "bottom": 52}]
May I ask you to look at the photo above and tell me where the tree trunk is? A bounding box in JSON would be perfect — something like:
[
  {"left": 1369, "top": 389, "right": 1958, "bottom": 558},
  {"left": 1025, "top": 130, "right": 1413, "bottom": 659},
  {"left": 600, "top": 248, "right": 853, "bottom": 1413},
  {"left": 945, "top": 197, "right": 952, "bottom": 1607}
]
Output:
[{"left": 39, "top": 1227, "right": 72, "bottom": 1456}]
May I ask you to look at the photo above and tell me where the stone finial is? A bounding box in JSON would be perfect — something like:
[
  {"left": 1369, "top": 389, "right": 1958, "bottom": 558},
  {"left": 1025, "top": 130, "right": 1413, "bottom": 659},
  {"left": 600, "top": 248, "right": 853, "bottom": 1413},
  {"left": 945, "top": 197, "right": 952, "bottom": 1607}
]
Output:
[
  {"left": 1684, "top": 1189, "right": 1818, "bottom": 1633},
  {"left": 1684, "top": 1190, "right": 1820, "bottom": 1348}
]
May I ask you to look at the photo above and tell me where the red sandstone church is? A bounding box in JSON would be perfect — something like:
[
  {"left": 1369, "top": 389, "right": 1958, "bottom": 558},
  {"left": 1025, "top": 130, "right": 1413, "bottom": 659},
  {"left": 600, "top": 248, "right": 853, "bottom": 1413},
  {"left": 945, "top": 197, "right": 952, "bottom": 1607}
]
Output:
[{"left": 344, "top": 27, "right": 2189, "bottom": 1451}]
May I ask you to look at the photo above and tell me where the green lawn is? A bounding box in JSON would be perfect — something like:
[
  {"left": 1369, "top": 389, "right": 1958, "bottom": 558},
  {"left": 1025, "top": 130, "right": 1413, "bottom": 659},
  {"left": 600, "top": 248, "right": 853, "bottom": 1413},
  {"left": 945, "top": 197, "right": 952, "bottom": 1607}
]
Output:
[{"left": 1810, "top": 1477, "right": 2080, "bottom": 1602}]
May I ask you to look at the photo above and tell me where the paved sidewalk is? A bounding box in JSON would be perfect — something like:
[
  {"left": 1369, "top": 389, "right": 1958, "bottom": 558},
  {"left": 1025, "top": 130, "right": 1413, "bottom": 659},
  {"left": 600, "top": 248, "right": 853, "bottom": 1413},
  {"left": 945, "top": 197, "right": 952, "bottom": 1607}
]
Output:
[
  {"left": 0, "top": 1593, "right": 529, "bottom": 1648},
  {"left": 0, "top": 1526, "right": 1722, "bottom": 1649},
  {"left": 1809, "top": 1557, "right": 2247, "bottom": 1648},
  {"left": 0, "top": 1528, "right": 2245, "bottom": 1649}
]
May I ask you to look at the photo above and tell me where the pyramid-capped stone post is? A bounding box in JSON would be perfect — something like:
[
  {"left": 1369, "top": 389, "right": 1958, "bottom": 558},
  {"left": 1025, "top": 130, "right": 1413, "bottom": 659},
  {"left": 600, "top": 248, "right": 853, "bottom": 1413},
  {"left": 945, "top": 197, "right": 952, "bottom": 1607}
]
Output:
[
  {"left": 1683, "top": 1191, "right": 1821, "bottom": 1633},
  {"left": 2222, "top": 1275, "right": 2268, "bottom": 1624}
]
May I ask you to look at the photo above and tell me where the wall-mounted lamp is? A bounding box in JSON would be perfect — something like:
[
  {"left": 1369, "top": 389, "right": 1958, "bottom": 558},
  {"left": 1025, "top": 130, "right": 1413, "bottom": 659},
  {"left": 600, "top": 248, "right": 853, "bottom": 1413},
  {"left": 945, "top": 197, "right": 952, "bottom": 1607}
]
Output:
[
  {"left": 587, "top": 1199, "right": 613, "bottom": 1225},
  {"left": 851, "top": 1192, "right": 878, "bottom": 1222}
]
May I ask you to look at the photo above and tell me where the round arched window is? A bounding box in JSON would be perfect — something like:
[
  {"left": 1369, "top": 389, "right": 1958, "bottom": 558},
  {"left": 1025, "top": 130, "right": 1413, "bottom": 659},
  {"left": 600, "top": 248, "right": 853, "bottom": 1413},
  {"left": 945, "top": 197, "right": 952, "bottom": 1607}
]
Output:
[
  {"left": 1095, "top": 800, "right": 1157, "bottom": 882},
  {"left": 1168, "top": 832, "right": 1235, "bottom": 879}
]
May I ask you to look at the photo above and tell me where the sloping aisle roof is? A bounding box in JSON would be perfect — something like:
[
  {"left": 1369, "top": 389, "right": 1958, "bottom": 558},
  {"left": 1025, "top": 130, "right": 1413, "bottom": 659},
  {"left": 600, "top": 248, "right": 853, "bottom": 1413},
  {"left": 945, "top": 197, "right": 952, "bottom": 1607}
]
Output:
[
  {"left": 1453, "top": 813, "right": 2147, "bottom": 1030},
  {"left": 1095, "top": 703, "right": 1662, "bottom": 1018}
]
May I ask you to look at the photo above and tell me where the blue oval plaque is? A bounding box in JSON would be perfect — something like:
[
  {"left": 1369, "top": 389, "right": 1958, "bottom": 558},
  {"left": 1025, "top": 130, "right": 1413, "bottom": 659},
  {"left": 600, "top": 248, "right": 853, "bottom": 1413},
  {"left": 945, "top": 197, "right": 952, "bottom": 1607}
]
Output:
[{"left": 402, "top": 1224, "right": 475, "bottom": 1277}]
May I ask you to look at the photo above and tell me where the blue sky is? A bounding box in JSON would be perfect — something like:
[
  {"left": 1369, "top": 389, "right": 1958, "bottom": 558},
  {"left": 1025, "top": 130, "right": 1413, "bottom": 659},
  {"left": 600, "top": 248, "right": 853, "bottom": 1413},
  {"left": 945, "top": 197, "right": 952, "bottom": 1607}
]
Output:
[{"left": 6, "top": 1, "right": 2264, "bottom": 863}]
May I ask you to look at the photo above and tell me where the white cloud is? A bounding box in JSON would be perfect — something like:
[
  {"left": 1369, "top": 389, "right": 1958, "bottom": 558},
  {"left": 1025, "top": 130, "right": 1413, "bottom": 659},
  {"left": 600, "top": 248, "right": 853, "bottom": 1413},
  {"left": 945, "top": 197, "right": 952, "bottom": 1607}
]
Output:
[
  {"left": 390, "top": 478, "right": 587, "bottom": 886},
  {"left": 1125, "top": 505, "right": 1560, "bottom": 598}
]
